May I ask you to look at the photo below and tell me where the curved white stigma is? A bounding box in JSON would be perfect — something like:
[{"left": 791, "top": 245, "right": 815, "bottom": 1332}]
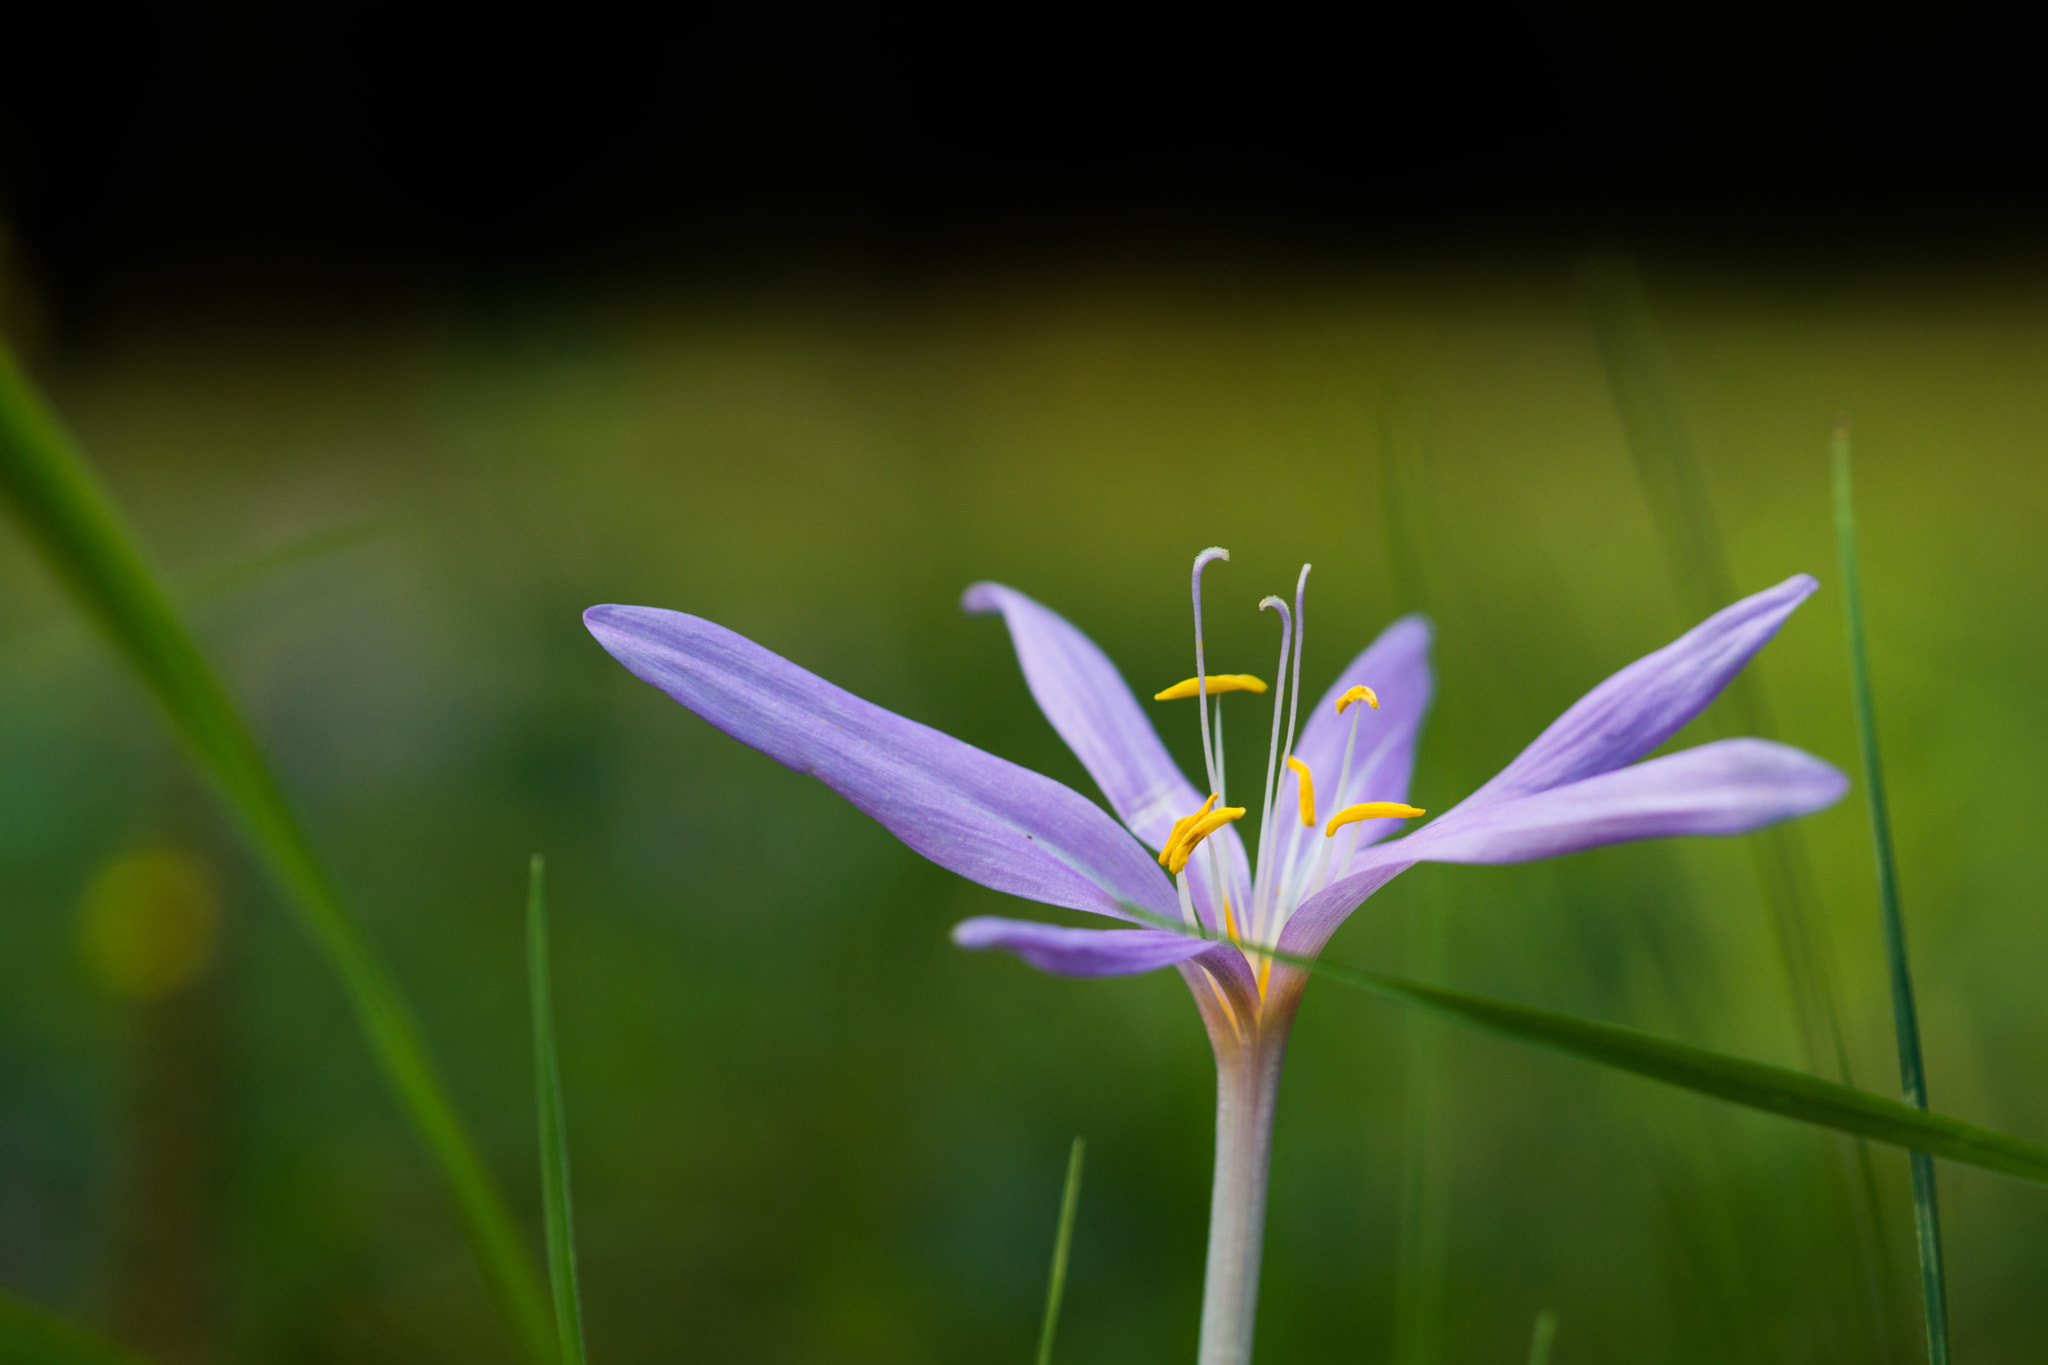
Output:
[
  {"left": 1190, "top": 547, "right": 1230, "bottom": 800},
  {"left": 1252, "top": 594, "right": 1290, "bottom": 945}
]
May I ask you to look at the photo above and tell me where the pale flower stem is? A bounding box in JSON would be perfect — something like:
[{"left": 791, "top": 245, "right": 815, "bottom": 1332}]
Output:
[{"left": 1197, "top": 1031, "right": 1287, "bottom": 1365}]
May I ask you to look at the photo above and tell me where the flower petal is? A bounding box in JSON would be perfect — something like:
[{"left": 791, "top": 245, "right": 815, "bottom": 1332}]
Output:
[
  {"left": 1466, "top": 574, "right": 1818, "bottom": 806},
  {"left": 1276, "top": 738, "right": 1848, "bottom": 962},
  {"left": 963, "top": 581, "right": 1252, "bottom": 932},
  {"left": 951, "top": 917, "right": 1265, "bottom": 1019},
  {"left": 1267, "top": 615, "right": 1433, "bottom": 903},
  {"left": 1274, "top": 858, "right": 1415, "bottom": 964},
  {"left": 1405, "top": 739, "right": 1849, "bottom": 864},
  {"left": 952, "top": 915, "right": 1216, "bottom": 976},
  {"left": 586, "top": 604, "right": 1180, "bottom": 924}
]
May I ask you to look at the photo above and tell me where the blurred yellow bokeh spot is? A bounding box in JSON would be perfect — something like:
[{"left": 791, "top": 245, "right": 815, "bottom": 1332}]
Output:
[{"left": 78, "top": 846, "right": 221, "bottom": 1001}]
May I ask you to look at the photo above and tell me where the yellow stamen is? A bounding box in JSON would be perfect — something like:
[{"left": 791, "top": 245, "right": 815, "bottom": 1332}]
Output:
[
  {"left": 1155, "top": 673, "right": 1269, "bottom": 701},
  {"left": 1220, "top": 895, "right": 1240, "bottom": 943},
  {"left": 1158, "top": 792, "right": 1219, "bottom": 867},
  {"left": 1324, "top": 802, "right": 1425, "bottom": 836},
  {"left": 1336, "top": 684, "right": 1380, "bottom": 713},
  {"left": 1284, "top": 755, "right": 1316, "bottom": 827},
  {"left": 1167, "top": 805, "right": 1246, "bottom": 874}
]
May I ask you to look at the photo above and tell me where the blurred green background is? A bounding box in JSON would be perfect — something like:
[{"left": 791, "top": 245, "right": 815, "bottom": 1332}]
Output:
[{"left": 2, "top": 242, "right": 2046, "bottom": 1364}]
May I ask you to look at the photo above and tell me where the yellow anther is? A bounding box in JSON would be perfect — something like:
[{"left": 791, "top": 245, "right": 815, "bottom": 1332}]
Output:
[
  {"left": 1167, "top": 805, "right": 1246, "bottom": 875},
  {"left": 1154, "top": 674, "right": 1269, "bottom": 701},
  {"left": 1324, "top": 802, "right": 1425, "bottom": 836},
  {"left": 1285, "top": 755, "right": 1316, "bottom": 827},
  {"left": 1336, "top": 685, "right": 1381, "bottom": 713},
  {"left": 1158, "top": 793, "right": 1219, "bottom": 868}
]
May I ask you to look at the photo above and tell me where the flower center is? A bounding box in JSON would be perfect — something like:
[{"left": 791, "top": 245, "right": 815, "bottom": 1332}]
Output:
[{"left": 1157, "top": 550, "right": 1427, "bottom": 967}]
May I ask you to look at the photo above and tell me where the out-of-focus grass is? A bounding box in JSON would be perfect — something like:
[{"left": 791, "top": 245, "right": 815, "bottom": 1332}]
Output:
[
  {"left": 528, "top": 855, "right": 587, "bottom": 1365},
  {"left": 2, "top": 249, "right": 2046, "bottom": 1362},
  {"left": 1036, "top": 1136, "right": 1085, "bottom": 1365},
  {"left": 0, "top": 1289, "right": 145, "bottom": 1363},
  {"left": 1837, "top": 428, "right": 1950, "bottom": 1362}
]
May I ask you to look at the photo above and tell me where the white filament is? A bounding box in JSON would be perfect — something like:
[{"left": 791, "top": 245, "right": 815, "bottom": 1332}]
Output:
[
  {"left": 1296, "top": 697, "right": 1366, "bottom": 908},
  {"left": 1251, "top": 595, "right": 1292, "bottom": 944},
  {"left": 1190, "top": 548, "right": 1231, "bottom": 934}
]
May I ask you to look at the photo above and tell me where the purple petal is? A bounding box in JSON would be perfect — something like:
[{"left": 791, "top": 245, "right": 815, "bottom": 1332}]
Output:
[
  {"left": 952, "top": 915, "right": 1265, "bottom": 1016},
  {"left": 1406, "top": 739, "right": 1849, "bottom": 864},
  {"left": 1276, "top": 737, "right": 1848, "bottom": 961},
  {"left": 964, "top": 581, "right": 1251, "bottom": 932},
  {"left": 586, "top": 604, "right": 1180, "bottom": 925},
  {"left": 963, "top": 583, "right": 1201, "bottom": 841},
  {"left": 952, "top": 915, "right": 1216, "bottom": 976},
  {"left": 1466, "top": 575, "right": 1818, "bottom": 806},
  {"left": 1274, "top": 858, "right": 1415, "bottom": 964},
  {"left": 1268, "top": 615, "right": 1432, "bottom": 897}
]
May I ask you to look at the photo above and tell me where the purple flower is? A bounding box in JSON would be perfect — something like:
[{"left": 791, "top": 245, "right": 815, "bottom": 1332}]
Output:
[{"left": 584, "top": 554, "right": 1844, "bottom": 1365}]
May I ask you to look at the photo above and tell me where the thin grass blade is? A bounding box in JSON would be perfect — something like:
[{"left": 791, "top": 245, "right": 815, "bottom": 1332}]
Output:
[
  {"left": 0, "top": 347, "right": 553, "bottom": 1363},
  {"left": 179, "top": 518, "right": 378, "bottom": 604},
  {"left": 1119, "top": 903, "right": 2048, "bottom": 1186},
  {"left": 0, "top": 1290, "right": 149, "bottom": 1364},
  {"left": 529, "top": 855, "right": 588, "bottom": 1365},
  {"left": 1307, "top": 952, "right": 2048, "bottom": 1184},
  {"left": 1834, "top": 422, "right": 1951, "bottom": 1364},
  {"left": 1035, "top": 1136, "right": 1086, "bottom": 1365},
  {"left": 1527, "top": 1309, "right": 1558, "bottom": 1365}
]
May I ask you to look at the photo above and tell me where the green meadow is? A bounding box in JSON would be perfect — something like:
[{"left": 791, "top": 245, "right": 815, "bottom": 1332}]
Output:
[{"left": 3, "top": 245, "right": 2045, "bottom": 1362}]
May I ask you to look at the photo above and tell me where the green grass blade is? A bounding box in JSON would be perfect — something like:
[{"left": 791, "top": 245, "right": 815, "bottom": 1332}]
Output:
[
  {"left": 179, "top": 518, "right": 378, "bottom": 605},
  {"left": 529, "top": 855, "right": 588, "bottom": 1365},
  {"left": 1578, "top": 255, "right": 1733, "bottom": 618},
  {"left": 1526, "top": 1309, "right": 1558, "bottom": 1365},
  {"left": 0, "top": 347, "right": 554, "bottom": 1364},
  {"left": 1305, "top": 952, "right": 2048, "bottom": 1184},
  {"left": 1035, "top": 1136, "right": 1086, "bottom": 1365},
  {"left": 1120, "top": 903, "right": 2048, "bottom": 1186},
  {"left": 0, "top": 1291, "right": 149, "bottom": 1364},
  {"left": 1833, "top": 423, "right": 1951, "bottom": 1364}
]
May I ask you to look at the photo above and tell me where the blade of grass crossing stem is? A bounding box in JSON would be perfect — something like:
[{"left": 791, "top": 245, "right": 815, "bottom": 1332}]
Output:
[
  {"left": 1307, "top": 950, "right": 2048, "bottom": 1183},
  {"left": 1834, "top": 422, "right": 1951, "bottom": 1364},
  {"left": 1036, "top": 1137, "right": 1086, "bottom": 1365},
  {"left": 1112, "top": 900, "right": 2048, "bottom": 1187},
  {"left": 529, "top": 856, "right": 588, "bottom": 1365},
  {"left": 0, "top": 1290, "right": 149, "bottom": 1364},
  {"left": 0, "top": 348, "right": 554, "bottom": 1363},
  {"left": 1527, "top": 1310, "right": 1558, "bottom": 1365}
]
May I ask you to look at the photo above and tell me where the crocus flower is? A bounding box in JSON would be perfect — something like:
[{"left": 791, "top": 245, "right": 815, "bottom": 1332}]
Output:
[{"left": 584, "top": 551, "right": 1845, "bottom": 1365}]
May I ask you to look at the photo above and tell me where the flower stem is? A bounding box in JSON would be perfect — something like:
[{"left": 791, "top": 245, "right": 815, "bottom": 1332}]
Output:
[{"left": 1198, "top": 1033, "right": 1287, "bottom": 1365}]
